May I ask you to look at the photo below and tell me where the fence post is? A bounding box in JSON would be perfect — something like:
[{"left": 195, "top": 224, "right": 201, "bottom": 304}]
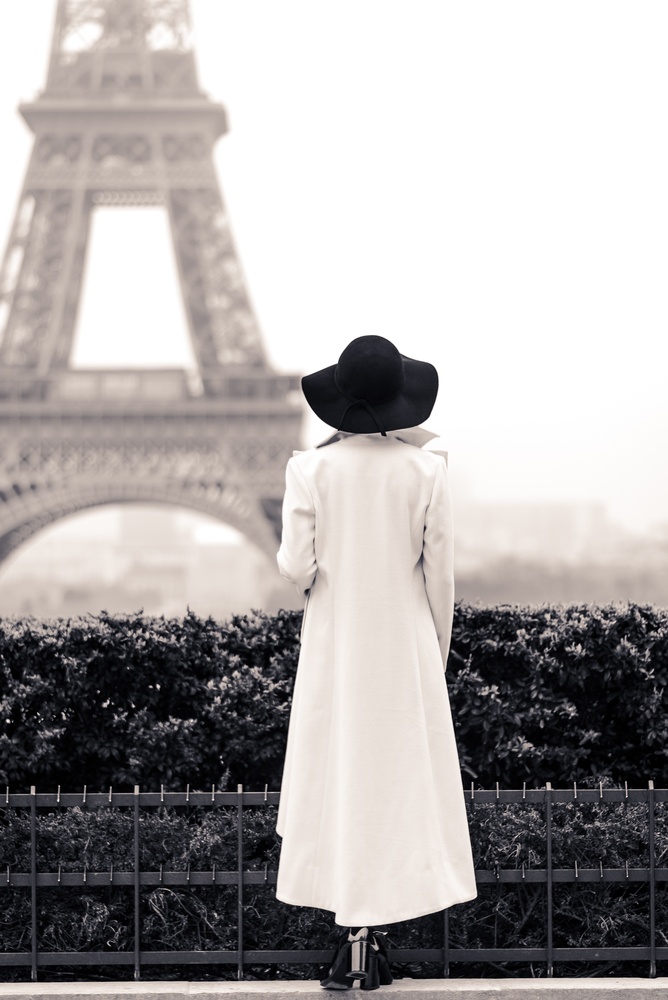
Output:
[
  {"left": 649, "top": 780, "right": 656, "bottom": 979},
  {"left": 30, "top": 786, "right": 37, "bottom": 982},
  {"left": 134, "top": 785, "right": 140, "bottom": 981},
  {"left": 237, "top": 784, "right": 244, "bottom": 981},
  {"left": 545, "top": 782, "right": 553, "bottom": 979}
]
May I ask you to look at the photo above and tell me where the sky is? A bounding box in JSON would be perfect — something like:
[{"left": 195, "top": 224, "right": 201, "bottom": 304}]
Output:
[{"left": 1, "top": 2, "right": 668, "bottom": 533}]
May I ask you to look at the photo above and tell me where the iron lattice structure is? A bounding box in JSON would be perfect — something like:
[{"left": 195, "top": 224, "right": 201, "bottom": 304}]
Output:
[{"left": 0, "top": 0, "right": 303, "bottom": 563}]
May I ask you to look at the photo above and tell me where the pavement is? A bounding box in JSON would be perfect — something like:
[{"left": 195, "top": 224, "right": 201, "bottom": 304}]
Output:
[{"left": 1, "top": 980, "right": 668, "bottom": 1000}]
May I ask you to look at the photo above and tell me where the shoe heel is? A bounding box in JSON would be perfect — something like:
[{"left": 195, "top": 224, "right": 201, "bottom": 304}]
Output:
[
  {"left": 360, "top": 949, "right": 380, "bottom": 990},
  {"left": 368, "top": 930, "right": 393, "bottom": 987},
  {"left": 347, "top": 938, "right": 369, "bottom": 980}
]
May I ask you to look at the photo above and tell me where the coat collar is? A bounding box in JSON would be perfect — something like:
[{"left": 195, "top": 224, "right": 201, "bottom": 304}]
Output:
[{"left": 304, "top": 425, "right": 440, "bottom": 453}]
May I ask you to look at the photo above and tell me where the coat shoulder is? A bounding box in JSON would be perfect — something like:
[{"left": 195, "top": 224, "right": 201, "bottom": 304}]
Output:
[
  {"left": 410, "top": 446, "right": 446, "bottom": 467},
  {"left": 395, "top": 442, "right": 447, "bottom": 476}
]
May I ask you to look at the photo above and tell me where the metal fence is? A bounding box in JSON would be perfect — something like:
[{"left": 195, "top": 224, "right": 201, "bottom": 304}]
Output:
[{"left": 0, "top": 783, "right": 665, "bottom": 981}]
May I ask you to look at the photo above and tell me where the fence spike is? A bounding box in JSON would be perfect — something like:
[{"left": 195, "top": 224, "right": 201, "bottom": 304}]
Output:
[
  {"left": 264, "top": 784, "right": 268, "bottom": 802},
  {"left": 109, "top": 786, "right": 113, "bottom": 803},
  {"left": 496, "top": 782, "right": 500, "bottom": 801},
  {"left": 599, "top": 860, "right": 603, "bottom": 880},
  {"left": 521, "top": 862, "right": 525, "bottom": 879},
  {"left": 573, "top": 781, "right": 577, "bottom": 800},
  {"left": 212, "top": 863, "right": 216, "bottom": 884},
  {"left": 5, "top": 786, "right": 8, "bottom": 805},
  {"left": 626, "top": 860, "right": 629, "bottom": 879},
  {"left": 57, "top": 864, "right": 61, "bottom": 884},
  {"left": 83, "top": 785, "right": 86, "bottom": 804},
  {"left": 110, "top": 861, "right": 113, "bottom": 884},
  {"left": 625, "top": 781, "right": 628, "bottom": 800},
  {"left": 471, "top": 782, "right": 474, "bottom": 802},
  {"left": 186, "top": 784, "right": 190, "bottom": 804},
  {"left": 599, "top": 781, "right": 603, "bottom": 799},
  {"left": 83, "top": 863, "right": 87, "bottom": 883},
  {"left": 6, "top": 865, "right": 9, "bottom": 884},
  {"left": 57, "top": 785, "right": 60, "bottom": 804},
  {"left": 575, "top": 860, "right": 578, "bottom": 879},
  {"left": 212, "top": 784, "right": 216, "bottom": 803},
  {"left": 522, "top": 781, "right": 526, "bottom": 800}
]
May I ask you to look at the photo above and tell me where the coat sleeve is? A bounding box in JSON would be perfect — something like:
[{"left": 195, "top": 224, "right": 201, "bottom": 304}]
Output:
[
  {"left": 422, "top": 456, "right": 455, "bottom": 670},
  {"left": 276, "top": 457, "right": 317, "bottom": 596}
]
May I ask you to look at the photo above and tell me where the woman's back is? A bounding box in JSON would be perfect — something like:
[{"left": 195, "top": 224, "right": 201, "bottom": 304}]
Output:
[
  {"left": 279, "top": 432, "right": 455, "bottom": 664},
  {"left": 296, "top": 433, "right": 438, "bottom": 573}
]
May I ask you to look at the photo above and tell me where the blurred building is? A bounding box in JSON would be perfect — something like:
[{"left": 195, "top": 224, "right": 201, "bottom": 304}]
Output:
[
  {"left": 454, "top": 500, "right": 619, "bottom": 572},
  {"left": 453, "top": 498, "right": 668, "bottom": 605}
]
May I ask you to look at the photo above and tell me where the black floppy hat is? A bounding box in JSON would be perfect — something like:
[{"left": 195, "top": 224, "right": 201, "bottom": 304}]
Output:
[{"left": 301, "top": 335, "right": 438, "bottom": 436}]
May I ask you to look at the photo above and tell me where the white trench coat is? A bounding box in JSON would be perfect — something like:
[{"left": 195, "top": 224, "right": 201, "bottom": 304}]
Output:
[{"left": 275, "top": 428, "right": 477, "bottom": 927}]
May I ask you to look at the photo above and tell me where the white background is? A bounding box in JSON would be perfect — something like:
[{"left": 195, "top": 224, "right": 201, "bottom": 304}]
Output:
[{"left": 1, "top": 1, "right": 668, "bottom": 532}]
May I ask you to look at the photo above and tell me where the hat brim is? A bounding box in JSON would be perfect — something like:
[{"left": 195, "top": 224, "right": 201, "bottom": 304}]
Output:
[{"left": 301, "top": 355, "right": 438, "bottom": 434}]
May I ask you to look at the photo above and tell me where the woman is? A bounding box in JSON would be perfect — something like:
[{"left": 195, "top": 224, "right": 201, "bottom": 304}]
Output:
[{"left": 275, "top": 335, "right": 476, "bottom": 989}]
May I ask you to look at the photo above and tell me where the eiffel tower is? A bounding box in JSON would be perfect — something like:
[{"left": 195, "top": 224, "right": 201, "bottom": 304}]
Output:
[{"left": 0, "top": 0, "right": 303, "bottom": 566}]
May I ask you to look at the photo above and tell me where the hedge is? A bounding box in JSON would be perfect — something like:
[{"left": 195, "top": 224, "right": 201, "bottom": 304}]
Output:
[{"left": 1, "top": 603, "right": 668, "bottom": 793}]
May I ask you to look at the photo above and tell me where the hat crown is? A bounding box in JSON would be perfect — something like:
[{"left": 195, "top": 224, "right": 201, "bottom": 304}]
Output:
[{"left": 335, "top": 335, "right": 406, "bottom": 404}]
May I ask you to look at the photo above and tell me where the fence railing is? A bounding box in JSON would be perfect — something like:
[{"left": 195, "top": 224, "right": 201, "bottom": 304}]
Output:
[{"left": 0, "top": 783, "right": 665, "bottom": 981}]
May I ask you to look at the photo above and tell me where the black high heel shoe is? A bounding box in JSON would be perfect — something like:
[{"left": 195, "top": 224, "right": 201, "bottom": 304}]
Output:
[
  {"left": 320, "top": 927, "right": 356, "bottom": 989},
  {"left": 361, "top": 930, "right": 393, "bottom": 990},
  {"left": 320, "top": 927, "right": 393, "bottom": 991}
]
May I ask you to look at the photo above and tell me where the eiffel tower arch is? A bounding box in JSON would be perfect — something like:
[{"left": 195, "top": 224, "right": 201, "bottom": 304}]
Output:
[{"left": 0, "top": 0, "right": 303, "bottom": 566}]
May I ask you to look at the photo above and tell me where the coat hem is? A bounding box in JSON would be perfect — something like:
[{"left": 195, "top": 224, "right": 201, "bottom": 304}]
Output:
[{"left": 274, "top": 887, "right": 478, "bottom": 927}]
